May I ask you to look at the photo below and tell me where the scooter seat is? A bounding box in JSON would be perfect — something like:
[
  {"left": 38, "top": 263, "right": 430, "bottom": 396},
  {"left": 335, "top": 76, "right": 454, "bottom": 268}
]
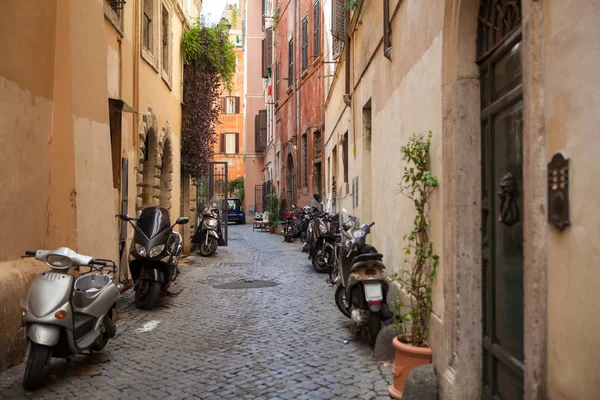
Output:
[{"left": 352, "top": 253, "right": 383, "bottom": 264}]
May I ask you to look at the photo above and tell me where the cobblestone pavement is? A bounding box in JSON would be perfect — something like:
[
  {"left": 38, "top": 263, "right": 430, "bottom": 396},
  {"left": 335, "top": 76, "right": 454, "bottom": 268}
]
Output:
[{"left": 1, "top": 225, "right": 393, "bottom": 399}]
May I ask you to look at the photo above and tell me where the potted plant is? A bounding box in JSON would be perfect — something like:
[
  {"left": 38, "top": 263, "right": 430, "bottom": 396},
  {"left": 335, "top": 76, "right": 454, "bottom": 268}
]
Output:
[
  {"left": 264, "top": 192, "right": 284, "bottom": 234},
  {"left": 389, "top": 131, "right": 440, "bottom": 399}
]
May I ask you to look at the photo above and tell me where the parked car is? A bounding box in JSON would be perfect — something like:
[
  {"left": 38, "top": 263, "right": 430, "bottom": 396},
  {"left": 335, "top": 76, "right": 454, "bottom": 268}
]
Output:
[{"left": 227, "top": 198, "right": 245, "bottom": 224}]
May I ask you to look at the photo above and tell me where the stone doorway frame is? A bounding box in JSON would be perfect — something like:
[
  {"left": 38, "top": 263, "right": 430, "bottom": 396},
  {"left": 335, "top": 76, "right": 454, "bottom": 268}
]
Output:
[
  {"left": 137, "top": 107, "right": 174, "bottom": 214},
  {"left": 440, "top": 1, "right": 547, "bottom": 399}
]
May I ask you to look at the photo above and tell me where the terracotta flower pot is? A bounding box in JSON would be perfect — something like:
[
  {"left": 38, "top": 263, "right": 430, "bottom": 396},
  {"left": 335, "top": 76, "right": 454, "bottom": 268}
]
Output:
[
  {"left": 269, "top": 226, "right": 275, "bottom": 234},
  {"left": 388, "top": 336, "right": 432, "bottom": 399}
]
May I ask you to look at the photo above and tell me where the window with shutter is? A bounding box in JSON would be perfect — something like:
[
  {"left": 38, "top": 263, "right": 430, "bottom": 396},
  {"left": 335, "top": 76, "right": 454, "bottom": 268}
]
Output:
[
  {"left": 262, "top": 38, "right": 268, "bottom": 78},
  {"left": 288, "top": 39, "right": 294, "bottom": 87},
  {"left": 331, "top": 0, "right": 345, "bottom": 58},
  {"left": 235, "top": 97, "right": 240, "bottom": 114},
  {"left": 302, "top": 134, "right": 308, "bottom": 188},
  {"left": 302, "top": 16, "right": 308, "bottom": 72},
  {"left": 255, "top": 111, "right": 268, "bottom": 153},
  {"left": 220, "top": 133, "right": 226, "bottom": 153},
  {"left": 266, "top": 28, "right": 273, "bottom": 71},
  {"left": 225, "top": 133, "right": 237, "bottom": 154},
  {"left": 314, "top": 0, "right": 321, "bottom": 58},
  {"left": 143, "top": 0, "right": 153, "bottom": 51}
]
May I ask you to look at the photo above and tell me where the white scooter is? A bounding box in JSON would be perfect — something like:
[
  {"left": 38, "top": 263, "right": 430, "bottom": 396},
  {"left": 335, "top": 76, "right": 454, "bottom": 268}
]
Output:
[{"left": 20, "top": 247, "right": 123, "bottom": 390}]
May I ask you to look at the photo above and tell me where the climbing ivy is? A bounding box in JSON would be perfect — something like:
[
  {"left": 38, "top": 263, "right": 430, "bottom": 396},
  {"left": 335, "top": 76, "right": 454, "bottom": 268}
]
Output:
[{"left": 181, "top": 20, "right": 236, "bottom": 179}]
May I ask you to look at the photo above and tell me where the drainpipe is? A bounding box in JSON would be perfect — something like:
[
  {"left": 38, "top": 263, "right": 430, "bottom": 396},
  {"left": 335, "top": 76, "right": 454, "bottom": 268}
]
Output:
[
  {"left": 133, "top": 0, "right": 140, "bottom": 163},
  {"left": 293, "top": 0, "right": 300, "bottom": 200}
]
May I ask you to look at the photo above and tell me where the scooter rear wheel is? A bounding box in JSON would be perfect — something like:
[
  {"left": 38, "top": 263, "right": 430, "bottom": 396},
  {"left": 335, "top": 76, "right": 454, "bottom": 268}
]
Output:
[
  {"left": 23, "top": 342, "right": 51, "bottom": 391},
  {"left": 135, "top": 280, "right": 161, "bottom": 310},
  {"left": 366, "top": 312, "right": 383, "bottom": 347},
  {"left": 335, "top": 285, "right": 351, "bottom": 318}
]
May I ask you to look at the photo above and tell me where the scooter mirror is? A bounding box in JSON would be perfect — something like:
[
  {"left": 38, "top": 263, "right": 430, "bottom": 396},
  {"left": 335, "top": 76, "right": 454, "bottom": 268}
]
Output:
[
  {"left": 118, "top": 214, "right": 130, "bottom": 221},
  {"left": 176, "top": 217, "right": 190, "bottom": 225}
]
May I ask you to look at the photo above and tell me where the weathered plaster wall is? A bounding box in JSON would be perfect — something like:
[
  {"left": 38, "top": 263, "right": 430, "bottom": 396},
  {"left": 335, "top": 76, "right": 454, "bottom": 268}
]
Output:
[
  {"left": 324, "top": 0, "right": 444, "bottom": 313},
  {"left": 72, "top": 0, "right": 118, "bottom": 261},
  {"left": 544, "top": 1, "right": 600, "bottom": 398}
]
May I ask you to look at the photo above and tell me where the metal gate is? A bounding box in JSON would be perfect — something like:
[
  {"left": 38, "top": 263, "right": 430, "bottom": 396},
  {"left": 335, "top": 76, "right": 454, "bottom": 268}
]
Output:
[{"left": 196, "top": 162, "right": 229, "bottom": 245}]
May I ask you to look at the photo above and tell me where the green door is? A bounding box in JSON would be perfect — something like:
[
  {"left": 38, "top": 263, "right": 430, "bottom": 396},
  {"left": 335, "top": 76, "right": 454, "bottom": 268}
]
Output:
[{"left": 478, "top": 1, "right": 524, "bottom": 399}]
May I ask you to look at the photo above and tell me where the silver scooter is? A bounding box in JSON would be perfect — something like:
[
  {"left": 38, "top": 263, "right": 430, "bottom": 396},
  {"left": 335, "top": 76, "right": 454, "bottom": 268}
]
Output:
[{"left": 20, "top": 247, "right": 123, "bottom": 390}]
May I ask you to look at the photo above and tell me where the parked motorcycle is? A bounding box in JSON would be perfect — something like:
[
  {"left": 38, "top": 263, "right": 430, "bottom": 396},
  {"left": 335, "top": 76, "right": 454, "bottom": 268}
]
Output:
[
  {"left": 119, "top": 207, "right": 189, "bottom": 309},
  {"left": 282, "top": 205, "right": 300, "bottom": 243},
  {"left": 305, "top": 209, "right": 339, "bottom": 274},
  {"left": 334, "top": 209, "right": 392, "bottom": 346},
  {"left": 295, "top": 206, "right": 312, "bottom": 243},
  {"left": 192, "top": 196, "right": 226, "bottom": 257},
  {"left": 20, "top": 247, "right": 123, "bottom": 390}
]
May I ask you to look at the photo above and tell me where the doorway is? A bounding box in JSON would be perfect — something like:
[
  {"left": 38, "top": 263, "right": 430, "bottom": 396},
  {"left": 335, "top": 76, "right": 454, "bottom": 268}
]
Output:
[
  {"left": 286, "top": 153, "right": 296, "bottom": 206},
  {"left": 478, "top": 1, "right": 524, "bottom": 399}
]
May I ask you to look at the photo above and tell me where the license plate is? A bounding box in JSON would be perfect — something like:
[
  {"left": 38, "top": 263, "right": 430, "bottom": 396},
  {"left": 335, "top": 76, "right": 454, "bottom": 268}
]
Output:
[{"left": 364, "top": 283, "right": 383, "bottom": 301}]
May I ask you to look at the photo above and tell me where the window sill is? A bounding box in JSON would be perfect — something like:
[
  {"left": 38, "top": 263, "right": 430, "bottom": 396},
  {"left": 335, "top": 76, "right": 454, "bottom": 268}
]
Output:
[
  {"left": 162, "top": 70, "right": 173, "bottom": 91},
  {"left": 104, "top": 2, "right": 124, "bottom": 37},
  {"left": 142, "top": 48, "right": 159, "bottom": 73}
]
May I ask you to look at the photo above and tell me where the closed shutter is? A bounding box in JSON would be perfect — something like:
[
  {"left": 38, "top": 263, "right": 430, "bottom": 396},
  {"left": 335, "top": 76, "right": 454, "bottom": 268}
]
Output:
[
  {"left": 262, "top": 38, "right": 268, "bottom": 78},
  {"left": 288, "top": 39, "right": 294, "bottom": 87},
  {"left": 255, "top": 114, "right": 260, "bottom": 152},
  {"left": 314, "top": 0, "right": 321, "bottom": 58},
  {"left": 235, "top": 132, "right": 239, "bottom": 154},
  {"left": 235, "top": 96, "right": 240, "bottom": 114},
  {"left": 221, "top": 97, "right": 226, "bottom": 112},
  {"left": 220, "top": 133, "right": 225, "bottom": 153},
  {"left": 266, "top": 28, "right": 273, "bottom": 71},
  {"left": 302, "top": 17, "right": 308, "bottom": 72},
  {"left": 331, "top": 0, "right": 345, "bottom": 58},
  {"left": 259, "top": 109, "right": 267, "bottom": 144}
]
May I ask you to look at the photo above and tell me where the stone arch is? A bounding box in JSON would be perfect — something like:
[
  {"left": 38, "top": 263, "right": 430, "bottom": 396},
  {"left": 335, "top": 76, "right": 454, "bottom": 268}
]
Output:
[
  {"left": 137, "top": 107, "right": 160, "bottom": 212},
  {"left": 159, "top": 123, "right": 173, "bottom": 211}
]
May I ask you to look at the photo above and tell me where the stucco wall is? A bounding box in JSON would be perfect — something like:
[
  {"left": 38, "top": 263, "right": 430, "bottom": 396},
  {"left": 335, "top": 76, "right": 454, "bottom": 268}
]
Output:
[
  {"left": 544, "top": 1, "right": 600, "bottom": 398},
  {"left": 324, "top": 0, "right": 444, "bottom": 312}
]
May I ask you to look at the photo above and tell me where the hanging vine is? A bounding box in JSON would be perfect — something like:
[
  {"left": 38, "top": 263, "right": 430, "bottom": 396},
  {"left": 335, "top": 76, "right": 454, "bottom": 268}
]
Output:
[{"left": 181, "top": 19, "right": 236, "bottom": 179}]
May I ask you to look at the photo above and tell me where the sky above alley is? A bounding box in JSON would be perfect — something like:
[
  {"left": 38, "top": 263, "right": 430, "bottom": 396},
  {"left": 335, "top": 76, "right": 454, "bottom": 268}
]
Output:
[{"left": 202, "top": 0, "right": 229, "bottom": 24}]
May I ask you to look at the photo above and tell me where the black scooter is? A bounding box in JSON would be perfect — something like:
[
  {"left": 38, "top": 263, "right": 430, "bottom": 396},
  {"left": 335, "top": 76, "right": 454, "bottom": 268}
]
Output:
[
  {"left": 192, "top": 197, "right": 226, "bottom": 257},
  {"left": 119, "top": 207, "right": 189, "bottom": 309}
]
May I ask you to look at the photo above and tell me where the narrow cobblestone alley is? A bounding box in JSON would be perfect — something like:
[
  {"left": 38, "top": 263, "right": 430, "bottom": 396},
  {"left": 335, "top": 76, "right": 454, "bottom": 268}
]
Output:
[{"left": 1, "top": 225, "right": 393, "bottom": 400}]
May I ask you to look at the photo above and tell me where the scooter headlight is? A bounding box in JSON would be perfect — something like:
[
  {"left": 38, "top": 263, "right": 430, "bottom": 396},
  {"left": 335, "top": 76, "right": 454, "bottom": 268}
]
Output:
[
  {"left": 205, "top": 217, "right": 218, "bottom": 228},
  {"left": 318, "top": 221, "right": 328, "bottom": 235},
  {"left": 149, "top": 244, "right": 165, "bottom": 258},
  {"left": 135, "top": 243, "right": 147, "bottom": 257},
  {"left": 46, "top": 255, "right": 71, "bottom": 269},
  {"left": 352, "top": 230, "right": 365, "bottom": 238}
]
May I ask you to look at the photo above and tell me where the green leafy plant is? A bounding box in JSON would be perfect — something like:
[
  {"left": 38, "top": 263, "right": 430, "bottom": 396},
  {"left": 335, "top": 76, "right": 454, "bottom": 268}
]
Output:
[
  {"left": 272, "top": 5, "right": 281, "bottom": 32},
  {"left": 264, "top": 192, "right": 284, "bottom": 228},
  {"left": 228, "top": 176, "right": 245, "bottom": 201},
  {"left": 231, "top": 4, "right": 238, "bottom": 26},
  {"left": 343, "top": 0, "right": 361, "bottom": 12},
  {"left": 181, "top": 19, "right": 236, "bottom": 179},
  {"left": 391, "top": 131, "right": 440, "bottom": 347}
]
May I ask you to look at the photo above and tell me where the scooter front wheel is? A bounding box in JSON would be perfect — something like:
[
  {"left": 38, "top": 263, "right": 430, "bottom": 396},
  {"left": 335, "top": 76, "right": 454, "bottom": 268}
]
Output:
[
  {"left": 199, "top": 236, "right": 218, "bottom": 257},
  {"left": 135, "top": 280, "right": 161, "bottom": 310},
  {"left": 312, "top": 250, "right": 331, "bottom": 273},
  {"left": 23, "top": 342, "right": 51, "bottom": 390}
]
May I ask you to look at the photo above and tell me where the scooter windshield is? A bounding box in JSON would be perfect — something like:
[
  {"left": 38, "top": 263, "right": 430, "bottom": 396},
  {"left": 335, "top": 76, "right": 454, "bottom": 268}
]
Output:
[{"left": 137, "top": 207, "right": 171, "bottom": 239}]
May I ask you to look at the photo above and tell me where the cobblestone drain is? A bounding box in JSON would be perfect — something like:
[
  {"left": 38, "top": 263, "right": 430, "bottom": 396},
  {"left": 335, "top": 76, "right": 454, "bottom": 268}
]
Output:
[{"left": 0, "top": 225, "right": 393, "bottom": 400}]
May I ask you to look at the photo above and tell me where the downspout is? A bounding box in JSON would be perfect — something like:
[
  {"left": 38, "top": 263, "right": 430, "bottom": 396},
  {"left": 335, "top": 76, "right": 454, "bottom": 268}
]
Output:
[
  {"left": 293, "top": 0, "right": 300, "bottom": 199},
  {"left": 133, "top": 0, "right": 140, "bottom": 162}
]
